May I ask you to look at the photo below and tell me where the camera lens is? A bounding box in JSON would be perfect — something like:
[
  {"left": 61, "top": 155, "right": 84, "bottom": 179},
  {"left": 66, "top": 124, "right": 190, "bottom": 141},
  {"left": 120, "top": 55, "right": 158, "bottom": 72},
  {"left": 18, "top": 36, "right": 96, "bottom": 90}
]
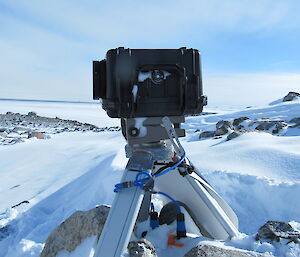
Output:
[{"left": 151, "top": 70, "right": 165, "bottom": 84}]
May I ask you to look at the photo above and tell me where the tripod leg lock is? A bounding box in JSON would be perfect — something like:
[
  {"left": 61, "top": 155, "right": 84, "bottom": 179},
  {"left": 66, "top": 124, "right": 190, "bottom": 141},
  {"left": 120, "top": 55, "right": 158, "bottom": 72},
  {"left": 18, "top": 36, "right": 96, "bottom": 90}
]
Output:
[{"left": 143, "top": 178, "right": 155, "bottom": 191}]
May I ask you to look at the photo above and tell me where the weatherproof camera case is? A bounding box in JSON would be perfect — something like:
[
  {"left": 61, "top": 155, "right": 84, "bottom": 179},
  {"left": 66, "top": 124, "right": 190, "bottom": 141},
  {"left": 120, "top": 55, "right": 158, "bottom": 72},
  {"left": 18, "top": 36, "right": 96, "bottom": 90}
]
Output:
[{"left": 93, "top": 47, "right": 207, "bottom": 118}]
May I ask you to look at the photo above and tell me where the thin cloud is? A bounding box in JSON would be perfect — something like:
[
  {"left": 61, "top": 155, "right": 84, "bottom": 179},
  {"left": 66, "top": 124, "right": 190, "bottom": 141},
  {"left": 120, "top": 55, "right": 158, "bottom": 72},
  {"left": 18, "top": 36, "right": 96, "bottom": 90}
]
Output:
[{"left": 0, "top": 0, "right": 300, "bottom": 103}]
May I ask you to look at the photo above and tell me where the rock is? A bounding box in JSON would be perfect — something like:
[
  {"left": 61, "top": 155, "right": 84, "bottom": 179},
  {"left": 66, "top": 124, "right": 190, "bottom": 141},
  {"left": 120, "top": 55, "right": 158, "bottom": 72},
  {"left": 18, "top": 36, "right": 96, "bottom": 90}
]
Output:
[
  {"left": 128, "top": 239, "right": 158, "bottom": 257},
  {"left": 251, "top": 119, "right": 287, "bottom": 134},
  {"left": 40, "top": 205, "right": 110, "bottom": 257},
  {"left": 215, "top": 120, "right": 234, "bottom": 136},
  {"left": 184, "top": 244, "right": 269, "bottom": 257},
  {"left": 233, "top": 117, "right": 250, "bottom": 129},
  {"left": 289, "top": 117, "right": 300, "bottom": 128},
  {"left": 272, "top": 122, "right": 287, "bottom": 134},
  {"left": 199, "top": 131, "right": 215, "bottom": 139},
  {"left": 28, "top": 111, "right": 37, "bottom": 117},
  {"left": 256, "top": 221, "right": 300, "bottom": 243},
  {"left": 227, "top": 131, "right": 243, "bottom": 141},
  {"left": 28, "top": 131, "right": 46, "bottom": 139},
  {"left": 283, "top": 92, "right": 300, "bottom": 102}
]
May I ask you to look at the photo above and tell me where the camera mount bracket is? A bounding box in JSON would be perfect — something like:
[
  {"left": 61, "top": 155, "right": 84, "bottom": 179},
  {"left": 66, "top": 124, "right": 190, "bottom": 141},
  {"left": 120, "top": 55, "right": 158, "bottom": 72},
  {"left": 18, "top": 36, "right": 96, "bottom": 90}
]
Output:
[{"left": 123, "top": 116, "right": 185, "bottom": 145}]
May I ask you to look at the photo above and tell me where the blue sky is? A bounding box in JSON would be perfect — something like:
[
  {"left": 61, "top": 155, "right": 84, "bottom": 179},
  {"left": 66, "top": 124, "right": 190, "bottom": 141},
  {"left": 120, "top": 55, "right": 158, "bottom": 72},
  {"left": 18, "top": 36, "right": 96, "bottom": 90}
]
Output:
[{"left": 0, "top": 0, "right": 300, "bottom": 106}]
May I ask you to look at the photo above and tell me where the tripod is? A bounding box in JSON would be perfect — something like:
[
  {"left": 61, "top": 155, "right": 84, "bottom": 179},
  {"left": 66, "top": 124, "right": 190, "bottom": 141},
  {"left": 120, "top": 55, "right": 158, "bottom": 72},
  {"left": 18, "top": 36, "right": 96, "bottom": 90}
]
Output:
[{"left": 93, "top": 117, "right": 239, "bottom": 257}]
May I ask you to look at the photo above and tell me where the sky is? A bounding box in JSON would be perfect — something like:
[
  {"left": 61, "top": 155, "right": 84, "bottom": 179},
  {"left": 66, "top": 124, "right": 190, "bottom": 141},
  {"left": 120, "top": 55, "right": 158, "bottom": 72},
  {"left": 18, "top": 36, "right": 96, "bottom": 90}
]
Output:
[{"left": 0, "top": 0, "right": 300, "bottom": 107}]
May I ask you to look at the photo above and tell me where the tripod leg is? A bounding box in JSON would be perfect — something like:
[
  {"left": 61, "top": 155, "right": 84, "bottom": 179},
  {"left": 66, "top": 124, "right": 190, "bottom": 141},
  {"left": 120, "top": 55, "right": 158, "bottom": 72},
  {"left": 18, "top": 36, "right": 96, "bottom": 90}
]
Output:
[
  {"left": 155, "top": 167, "right": 239, "bottom": 240},
  {"left": 137, "top": 191, "right": 151, "bottom": 222},
  {"left": 94, "top": 151, "right": 154, "bottom": 257},
  {"left": 93, "top": 169, "right": 145, "bottom": 257}
]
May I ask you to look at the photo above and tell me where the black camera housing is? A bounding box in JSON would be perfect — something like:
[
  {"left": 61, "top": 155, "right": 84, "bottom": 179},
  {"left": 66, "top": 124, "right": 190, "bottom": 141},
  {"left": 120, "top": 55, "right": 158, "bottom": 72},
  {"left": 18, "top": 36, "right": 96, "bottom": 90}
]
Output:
[{"left": 93, "top": 47, "right": 207, "bottom": 118}]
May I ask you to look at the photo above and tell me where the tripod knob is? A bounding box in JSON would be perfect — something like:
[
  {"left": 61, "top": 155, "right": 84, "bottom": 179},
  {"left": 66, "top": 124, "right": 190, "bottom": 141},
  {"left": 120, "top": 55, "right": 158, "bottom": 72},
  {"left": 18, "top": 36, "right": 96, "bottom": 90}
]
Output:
[{"left": 128, "top": 127, "right": 140, "bottom": 137}]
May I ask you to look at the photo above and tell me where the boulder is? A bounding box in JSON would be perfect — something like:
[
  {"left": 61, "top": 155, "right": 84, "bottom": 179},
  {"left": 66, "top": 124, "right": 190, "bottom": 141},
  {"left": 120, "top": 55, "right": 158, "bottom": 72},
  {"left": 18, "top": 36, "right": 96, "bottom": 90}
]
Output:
[
  {"left": 256, "top": 221, "right": 300, "bottom": 243},
  {"left": 199, "top": 131, "right": 215, "bottom": 139},
  {"left": 233, "top": 117, "right": 250, "bottom": 129},
  {"left": 28, "top": 111, "right": 37, "bottom": 117},
  {"left": 28, "top": 131, "right": 46, "bottom": 139},
  {"left": 227, "top": 131, "right": 243, "bottom": 141},
  {"left": 283, "top": 92, "right": 300, "bottom": 102},
  {"left": 289, "top": 117, "right": 300, "bottom": 128},
  {"left": 128, "top": 239, "right": 158, "bottom": 257},
  {"left": 215, "top": 120, "right": 234, "bottom": 136},
  {"left": 40, "top": 205, "right": 110, "bottom": 257},
  {"left": 184, "top": 244, "right": 269, "bottom": 257}
]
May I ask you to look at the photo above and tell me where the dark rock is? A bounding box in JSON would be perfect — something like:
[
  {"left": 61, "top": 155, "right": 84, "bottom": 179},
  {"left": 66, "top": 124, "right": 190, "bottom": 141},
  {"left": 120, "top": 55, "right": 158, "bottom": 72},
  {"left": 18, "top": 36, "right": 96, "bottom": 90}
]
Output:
[
  {"left": 290, "top": 117, "right": 300, "bottom": 123},
  {"left": 199, "top": 131, "right": 215, "bottom": 139},
  {"left": 128, "top": 239, "right": 158, "bottom": 257},
  {"left": 252, "top": 119, "right": 287, "bottom": 133},
  {"left": 215, "top": 120, "right": 234, "bottom": 136},
  {"left": 28, "top": 111, "right": 37, "bottom": 117},
  {"left": 233, "top": 117, "right": 250, "bottom": 129},
  {"left": 289, "top": 117, "right": 300, "bottom": 128},
  {"left": 40, "top": 205, "right": 110, "bottom": 257},
  {"left": 184, "top": 244, "right": 269, "bottom": 257},
  {"left": 256, "top": 221, "right": 300, "bottom": 243},
  {"left": 283, "top": 92, "right": 300, "bottom": 102},
  {"left": 227, "top": 131, "right": 242, "bottom": 141}
]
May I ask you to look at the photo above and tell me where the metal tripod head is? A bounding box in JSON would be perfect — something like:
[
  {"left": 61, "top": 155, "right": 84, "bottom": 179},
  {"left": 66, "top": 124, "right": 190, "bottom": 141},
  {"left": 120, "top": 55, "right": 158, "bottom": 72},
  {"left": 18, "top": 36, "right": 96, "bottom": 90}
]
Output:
[
  {"left": 121, "top": 116, "right": 186, "bottom": 159},
  {"left": 121, "top": 116, "right": 185, "bottom": 144}
]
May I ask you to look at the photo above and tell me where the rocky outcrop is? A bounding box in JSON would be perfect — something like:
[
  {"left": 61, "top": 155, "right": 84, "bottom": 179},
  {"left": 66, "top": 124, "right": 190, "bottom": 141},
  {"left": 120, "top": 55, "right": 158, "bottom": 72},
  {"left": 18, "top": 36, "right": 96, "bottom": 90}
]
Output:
[
  {"left": 0, "top": 111, "right": 121, "bottom": 145},
  {"left": 184, "top": 244, "right": 269, "bottom": 257},
  {"left": 128, "top": 240, "right": 158, "bottom": 257},
  {"left": 248, "top": 119, "right": 287, "bottom": 134},
  {"left": 198, "top": 116, "right": 294, "bottom": 141},
  {"left": 283, "top": 92, "right": 300, "bottom": 102},
  {"left": 256, "top": 221, "right": 300, "bottom": 243},
  {"left": 40, "top": 205, "right": 110, "bottom": 257}
]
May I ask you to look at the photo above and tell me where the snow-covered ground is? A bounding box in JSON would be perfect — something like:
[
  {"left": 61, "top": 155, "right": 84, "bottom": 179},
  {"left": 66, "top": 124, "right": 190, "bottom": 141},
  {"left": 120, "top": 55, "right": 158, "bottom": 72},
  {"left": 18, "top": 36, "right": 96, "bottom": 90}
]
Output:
[{"left": 0, "top": 98, "right": 299, "bottom": 257}]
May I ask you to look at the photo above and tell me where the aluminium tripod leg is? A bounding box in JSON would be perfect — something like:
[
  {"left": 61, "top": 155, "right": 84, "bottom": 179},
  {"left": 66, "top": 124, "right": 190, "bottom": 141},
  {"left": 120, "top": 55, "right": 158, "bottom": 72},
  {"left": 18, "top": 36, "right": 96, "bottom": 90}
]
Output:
[{"left": 93, "top": 151, "right": 154, "bottom": 257}]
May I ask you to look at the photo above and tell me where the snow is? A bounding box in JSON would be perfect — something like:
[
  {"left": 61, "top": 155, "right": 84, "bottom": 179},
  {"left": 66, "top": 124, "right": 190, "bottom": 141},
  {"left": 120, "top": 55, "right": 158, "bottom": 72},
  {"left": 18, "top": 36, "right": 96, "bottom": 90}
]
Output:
[{"left": 0, "top": 98, "right": 300, "bottom": 257}]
